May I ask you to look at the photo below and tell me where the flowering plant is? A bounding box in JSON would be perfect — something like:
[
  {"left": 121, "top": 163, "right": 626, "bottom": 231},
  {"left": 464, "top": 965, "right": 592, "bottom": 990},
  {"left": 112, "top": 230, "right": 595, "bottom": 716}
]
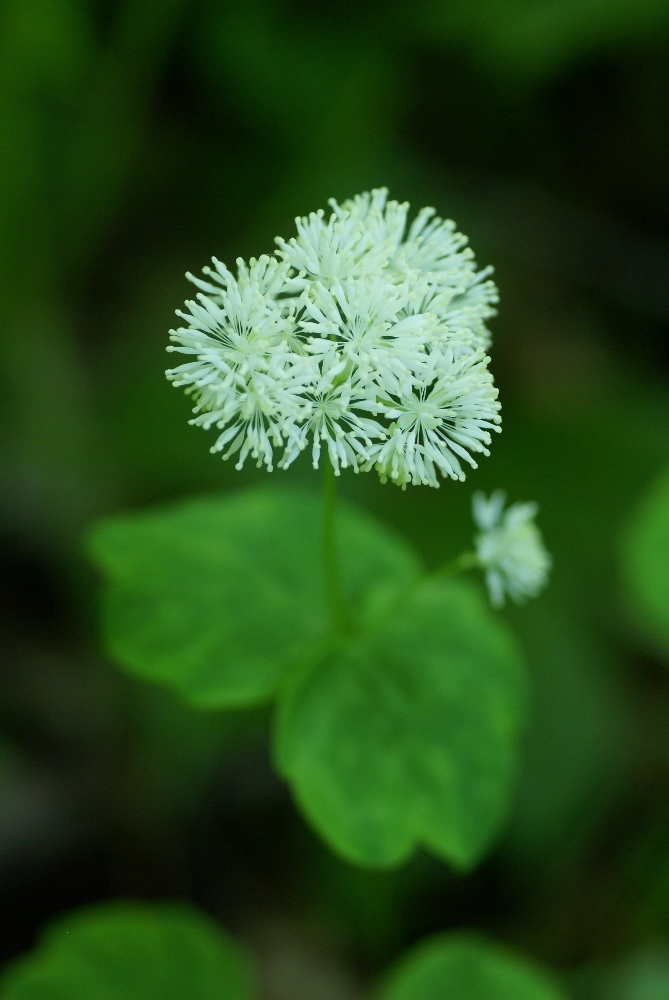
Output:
[
  {"left": 165, "top": 188, "right": 549, "bottom": 611},
  {"left": 88, "top": 190, "right": 550, "bottom": 877}
]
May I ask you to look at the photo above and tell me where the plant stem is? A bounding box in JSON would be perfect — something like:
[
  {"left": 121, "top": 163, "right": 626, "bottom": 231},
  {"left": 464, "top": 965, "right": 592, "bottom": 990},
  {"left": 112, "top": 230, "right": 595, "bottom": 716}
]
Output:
[
  {"left": 379, "top": 550, "right": 479, "bottom": 624},
  {"left": 322, "top": 456, "right": 347, "bottom": 631},
  {"left": 431, "top": 550, "right": 478, "bottom": 580}
]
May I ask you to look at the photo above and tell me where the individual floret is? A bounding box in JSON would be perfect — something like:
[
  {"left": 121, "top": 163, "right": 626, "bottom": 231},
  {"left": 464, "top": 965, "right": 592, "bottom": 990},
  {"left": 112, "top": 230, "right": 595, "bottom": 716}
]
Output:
[
  {"left": 166, "top": 256, "right": 312, "bottom": 471},
  {"left": 275, "top": 208, "right": 390, "bottom": 291},
  {"left": 299, "top": 273, "right": 434, "bottom": 383},
  {"left": 365, "top": 348, "right": 501, "bottom": 488},
  {"left": 278, "top": 348, "right": 386, "bottom": 475}
]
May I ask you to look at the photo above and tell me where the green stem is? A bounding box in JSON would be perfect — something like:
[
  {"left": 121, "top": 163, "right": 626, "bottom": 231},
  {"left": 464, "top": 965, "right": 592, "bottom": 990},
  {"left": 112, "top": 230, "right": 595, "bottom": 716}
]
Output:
[
  {"left": 431, "top": 550, "right": 479, "bottom": 580},
  {"left": 376, "top": 550, "right": 479, "bottom": 626},
  {"left": 322, "top": 456, "right": 348, "bottom": 631}
]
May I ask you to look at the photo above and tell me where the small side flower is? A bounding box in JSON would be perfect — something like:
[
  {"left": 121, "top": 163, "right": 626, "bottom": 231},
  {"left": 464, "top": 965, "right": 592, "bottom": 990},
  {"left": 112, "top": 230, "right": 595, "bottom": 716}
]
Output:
[{"left": 472, "top": 490, "right": 551, "bottom": 608}]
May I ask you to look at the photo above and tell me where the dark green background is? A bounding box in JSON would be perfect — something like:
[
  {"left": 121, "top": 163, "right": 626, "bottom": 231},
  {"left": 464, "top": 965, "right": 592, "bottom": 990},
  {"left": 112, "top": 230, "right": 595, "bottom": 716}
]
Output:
[{"left": 1, "top": 1, "right": 668, "bottom": 997}]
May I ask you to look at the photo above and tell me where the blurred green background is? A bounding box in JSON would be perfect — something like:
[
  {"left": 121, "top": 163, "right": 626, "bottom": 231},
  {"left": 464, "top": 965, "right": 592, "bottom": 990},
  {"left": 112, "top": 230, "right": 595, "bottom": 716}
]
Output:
[{"left": 1, "top": 0, "right": 669, "bottom": 997}]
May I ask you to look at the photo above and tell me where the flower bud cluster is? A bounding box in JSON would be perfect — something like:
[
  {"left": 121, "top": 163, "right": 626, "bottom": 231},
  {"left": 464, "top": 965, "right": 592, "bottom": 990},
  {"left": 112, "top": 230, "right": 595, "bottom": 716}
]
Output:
[{"left": 166, "top": 188, "right": 502, "bottom": 487}]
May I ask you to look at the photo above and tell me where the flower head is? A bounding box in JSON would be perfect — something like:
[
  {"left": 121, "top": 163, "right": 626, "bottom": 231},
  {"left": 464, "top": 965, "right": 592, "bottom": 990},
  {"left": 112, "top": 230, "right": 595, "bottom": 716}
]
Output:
[
  {"left": 167, "top": 189, "right": 502, "bottom": 487},
  {"left": 472, "top": 491, "right": 551, "bottom": 607}
]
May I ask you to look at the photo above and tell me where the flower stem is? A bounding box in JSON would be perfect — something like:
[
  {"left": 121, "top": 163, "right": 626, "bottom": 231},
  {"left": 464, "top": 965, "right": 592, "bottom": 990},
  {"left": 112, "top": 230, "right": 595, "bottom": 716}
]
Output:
[
  {"left": 431, "top": 550, "right": 479, "bottom": 580},
  {"left": 379, "top": 549, "right": 479, "bottom": 624},
  {"left": 322, "top": 456, "right": 347, "bottom": 631}
]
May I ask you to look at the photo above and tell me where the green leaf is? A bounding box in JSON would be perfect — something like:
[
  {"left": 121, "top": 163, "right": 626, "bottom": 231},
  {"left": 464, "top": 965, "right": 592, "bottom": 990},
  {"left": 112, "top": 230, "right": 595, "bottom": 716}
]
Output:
[
  {"left": 86, "top": 487, "right": 421, "bottom": 709},
  {"left": 0, "top": 902, "right": 254, "bottom": 1000},
  {"left": 275, "top": 579, "right": 526, "bottom": 869},
  {"left": 623, "top": 464, "right": 669, "bottom": 657},
  {"left": 379, "top": 933, "right": 567, "bottom": 1000}
]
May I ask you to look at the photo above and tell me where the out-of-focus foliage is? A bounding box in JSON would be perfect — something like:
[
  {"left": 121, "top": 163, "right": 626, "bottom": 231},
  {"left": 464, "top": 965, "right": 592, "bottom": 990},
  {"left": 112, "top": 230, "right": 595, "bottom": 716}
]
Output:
[
  {"left": 0, "top": 902, "right": 254, "bottom": 1000},
  {"left": 378, "top": 933, "right": 567, "bottom": 1000},
  {"left": 1, "top": 901, "right": 575, "bottom": 1000},
  {"left": 623, "top": 465, "right": 669, "bottom": 657},
  {"left": 89, "top": 487, "right": 525, "bottom": 871},
  {"left": 414, "top": 0, "right": 669, "bottom": 85},
  {"left": 600, "top": 948, "right": 669, "bottom": 1000}
]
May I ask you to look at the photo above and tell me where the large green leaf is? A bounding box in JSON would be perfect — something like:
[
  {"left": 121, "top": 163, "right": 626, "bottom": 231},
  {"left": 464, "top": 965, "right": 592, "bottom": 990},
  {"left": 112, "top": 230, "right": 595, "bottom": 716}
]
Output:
[
  {"left": 275, "top": 579, "right": 526, "bottom": 869},
  {"left": 379, "top": 933, "right": 567, "bottom": 1000},
  {"left": 0, "top": 902, "right": 253, "bottom": 1000},
  {"left": 623, "top": 464, "right": 669, "bottom": 657},
  {"left": 86, "top": 487, "right": 421, "bottom": 708}
]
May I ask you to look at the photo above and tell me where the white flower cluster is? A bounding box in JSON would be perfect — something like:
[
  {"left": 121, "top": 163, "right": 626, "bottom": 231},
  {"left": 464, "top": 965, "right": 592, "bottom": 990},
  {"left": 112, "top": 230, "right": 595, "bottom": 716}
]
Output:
[
  {"left": 166, "top": 188, "right": 502, "bottom": 487},
  {"left": 472, "top": 491, "right": 551, "bottom": 608}
]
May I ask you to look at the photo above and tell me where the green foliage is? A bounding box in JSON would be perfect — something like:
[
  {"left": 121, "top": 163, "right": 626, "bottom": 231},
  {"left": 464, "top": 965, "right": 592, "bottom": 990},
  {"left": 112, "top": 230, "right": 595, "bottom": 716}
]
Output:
[
  {"left": 468, "top": 367, "right": 669, "bottom": 867},
  {"left": 128, "top": 685, "right": 268, "bottom": 820},
  {"left": 592, "top": 947, "right": 669, "bottom": 1000},
  {"left": 417, "top": 0, "right": 669, "bottom": 86},
  {"left": 379, "top": 933, "right": 567, "bottom": 1000},
  {"left": 0, "top": 902, "right": 254, "bottom": 1000},
  {"left": 622, "top": 464, "right": 669, "bottom": 657},
  {"left": 87, "top": 487, "right": 420, "bottom": 708},
  {"left": 276, "top": 578, "right": 525, "bottom": 869},
  {"left": 89, "top": 487, "right": 526, "bottom": 869},
  {"left": 3, "top": 0, "right": 665, "bottom": 977}
]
